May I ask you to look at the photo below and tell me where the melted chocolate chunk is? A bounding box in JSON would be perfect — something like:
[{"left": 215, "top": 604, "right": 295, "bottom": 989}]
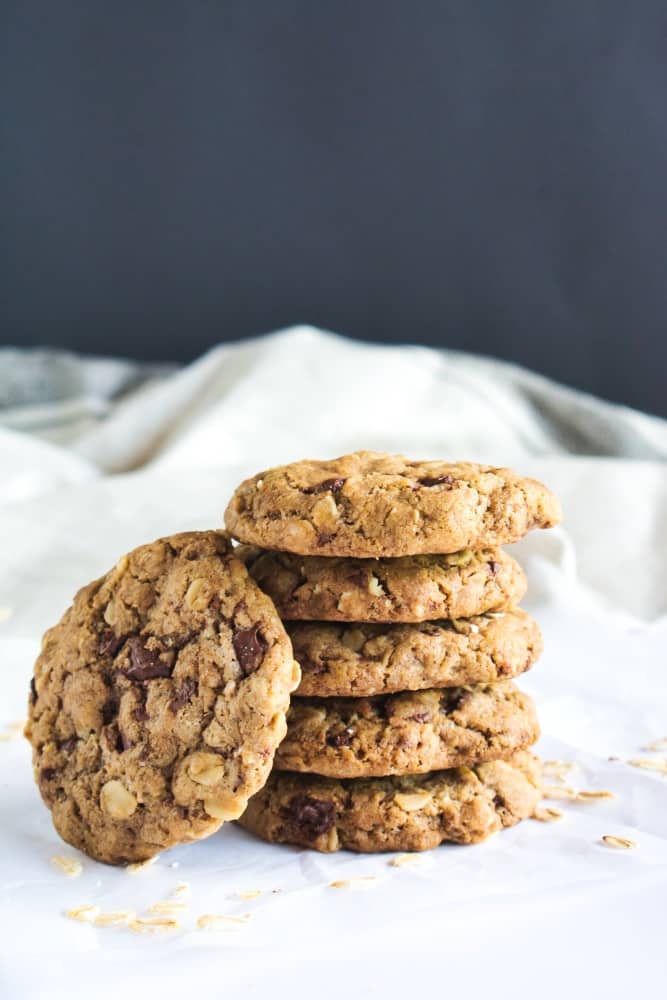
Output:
[
  {"left": 101, "top": 699, "right": 118, "bottom": 725},
  {"left": 326, "top": 729, "right": 353, "bottom": 748},
  {"left": 487, "top": 560, "right": 501, "bottom": 575},
  {"left": 441, "top": 690, "right": 466, "bottom": 713},
  {"left": 115, "top": 726, "right": 132, "bottom": 753},
  {"left": 98, "top": 629, "right": 125, "bottom": 657},
  {"left": 286, "top": 795, "right": 336, "bottom": 838},
  {"left": 316, "top": 531, "right": 336, "bottom": 547},
  {"left": 124, "top": 637, "right": 173, "bottom": 681},
  {"left": 418, "top": 474, "right": 455, "bottom": 488},
  {"left": 303, "top": 477, "right": 346, "bottom": 495},
  {"left": 169, "top": 677, "right": 197, "bottom": 712},
  {"left": 233, "top": 624, "right": 268, "bottom": 676},
  {"left": 58, "top": 736, "right": 77, "bottom": 753},
  {"left": 133, "top": 705, "right": 149, "bottom": 722},
  {"left": 40, "top": 767, "right": 56, "bottom": 782},
  {"left": 29, "top": 677, "right": 37, "bottom": 705}
]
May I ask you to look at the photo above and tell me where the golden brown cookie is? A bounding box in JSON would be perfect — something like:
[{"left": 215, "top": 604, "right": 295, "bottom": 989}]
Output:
[
  {"left": 239, "top": 752, "right": 542, "bottom": 852},
  {"left": 225, "top": 451, "right": 561, "bottom": 557},
  {"left": 25, "top": 531, "right": 300, "bottom": 865},
  {"left": 275, "top": 682, "right": 538, "bottom": 778},
  {"left": 239, "top": 547, "right": 526, "bottom": 622},
  {"left": 290, "top": 610, "right": 542, "bottom": 697}
]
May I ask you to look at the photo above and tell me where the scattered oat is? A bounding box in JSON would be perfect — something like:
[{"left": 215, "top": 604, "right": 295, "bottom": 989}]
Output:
[
  {"left": 0, "top": 720, "right": 25, "bottom": 742},
  {"left": 601, "top": 835, "right": 636, "bottom": 850},
  {"left": 51, "top": 855, "right": 83, "bottom": 877},
  {"left": 129, "top": 917, "right": 179, "bottom": 934},
  {"left": 329, "top": 876, "right": 377, "bottom": 889},
  {"left": 197, "top": 913, "right": 251, "bottom": 930},
  {"left": 94, "top": 910, "right": 136, "bottom": 927},
  {"left": 147, "top": 901, "right": 189, "bottom": 916},
  {"left": 541, "top": 785, "right": 579, "bottom": 801},
  {"left": 643, "top": 737, "right": 667, "bottom": 752},
  {"left": 236, "top": 889, "right": 261, "bottom": 900},
  {"left": 543, "top": 760, "right": 577, "bottom": 776},
  {"left": 0, "top": 607, "right": 13, "bottom": 623},
  {"left": 126, "top": 856, "right": 159, "bottom": 873},
  {"left": 388, "top": 853, "right": 430, "bottom": 868},
  {"left": 576, "top": 789, "right": 615, "bottom": 801},
  {"left": 169, "top": 881, "right": 191, "bottom": 900},
  {"left": 65, "top": 904, "right": 99, "bottom": 923},
  {"left": 628, "top": 757, "right": 667, "bottom": 775},
  {"left": 532, "top": 806, "right": 564, "bottom": 822}
]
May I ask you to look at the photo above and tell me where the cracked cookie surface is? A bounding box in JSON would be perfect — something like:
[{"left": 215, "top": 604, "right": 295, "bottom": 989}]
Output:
[
  {"left": 26, "top": 531, "right": 300, "bottom": 864},
  {"left": 275, "top": 682, "right": 539, "bottom": 778},
  {"left": 225, "top": 451, "right": 561, "bottom": 557},
  {"left": 290, "top": 609, "right": 542, "bottom": 697},
  {"left": 239, "top": 546, "right": 526, "bottom": 622},
  {"left": 239, "top": 752, "right": 542, "bottom": 851}
]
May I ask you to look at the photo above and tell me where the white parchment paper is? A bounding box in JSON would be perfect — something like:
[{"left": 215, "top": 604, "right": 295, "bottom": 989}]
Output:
[{"left": 1, "top": 329, "right": 665, "bottom": 999}]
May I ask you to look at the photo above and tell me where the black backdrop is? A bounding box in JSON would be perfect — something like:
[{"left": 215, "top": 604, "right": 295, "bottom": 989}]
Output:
[{"left": 3, "top": 2, "right": 667, "bottom": 416}]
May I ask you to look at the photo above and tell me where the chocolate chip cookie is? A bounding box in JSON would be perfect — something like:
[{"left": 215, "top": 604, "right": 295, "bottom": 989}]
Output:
[
  {"left": 239, "top": 546, "right": 525, "bottom": 622},
  {"left": 290, "top": 609, "right": 542, "bottom": 697},
  {"left": 239, "top": 751, "right": 542, "bottom": 852},
  {"left": 225, "top": 451, "right": 561, "bottom": 557},
  {"left": 25, "top": 531, "right": 300, "bottom": 865},
  {"left": 275, "top": 682, "right": 538, "bottom": 778}
]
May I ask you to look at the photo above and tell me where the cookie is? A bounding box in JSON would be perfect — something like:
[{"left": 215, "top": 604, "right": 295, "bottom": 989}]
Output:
[
  {"left": 225, "top": 451, "right": 561, "bottom": 557},
  {"left": 290, "top": 609, "right": 542, "bottom": 697},
  {"left": 239, "top": 547, "right": 526, "bottom": 622},
  {"left": 275, "top": 682, "right": 538, "bottom": 778},
  {"left": 239, "top": 752, "right": 541, "bottom": 852},
  {"left": 25, "top": 531, "right": 300, "bottom": 865}
]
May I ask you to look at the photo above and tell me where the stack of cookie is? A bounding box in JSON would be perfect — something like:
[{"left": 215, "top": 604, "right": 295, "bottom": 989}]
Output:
[{"left": 227, "top": 452, "right": 561, "bottom": 853}]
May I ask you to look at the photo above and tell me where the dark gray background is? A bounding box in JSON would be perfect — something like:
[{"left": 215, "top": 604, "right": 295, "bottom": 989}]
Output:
[{"left": 3, "top": 1, "right": 667, "bottom": 415}]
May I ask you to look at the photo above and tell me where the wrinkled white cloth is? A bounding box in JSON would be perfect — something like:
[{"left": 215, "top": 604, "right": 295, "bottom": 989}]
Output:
[{"left": 0, "top": 327, "right": 666, "bottom": 999}]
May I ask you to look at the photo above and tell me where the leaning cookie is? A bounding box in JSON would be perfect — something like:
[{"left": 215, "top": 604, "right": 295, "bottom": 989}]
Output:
[
  {"left": 275, "top": 682, "right": 539, "bottom": 778},
  {"left": 238, "top": 752, "right": 542, "bottom": 852},
  {"left": 290, "top": 609, "right": 542, "bottom": 698},
  {"left": 239, "top": 547, "right": 526, "bottom": 622},
  {"left": 225, "top": 451, "right": 561, "bottom": 557},
  {"left": 25, "top": 531, "right": 300, "bottom": 865}
]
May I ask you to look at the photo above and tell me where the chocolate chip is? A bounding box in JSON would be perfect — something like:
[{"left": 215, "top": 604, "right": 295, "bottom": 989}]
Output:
[
  {"left": 346, "top": 570, "right": 367, "bottom": 588},
  {"left": 58, "top": 736, "right": 77, "bottom": 753},
  {"left": 115, "top": 726, "right": 132, "bottom": 752},
  {"left": 285, "top": 795, "right": 336, "bottom": 838},
  {"left": 29, "top": 677, "right": 37, "bottom": 705},
  {"left": 417, "top": 475, "right": 455, "bottom": 488},
  {"left": 487, "top": 561, "right": 501, "bottom": 575},
  {"left": 326, "top": 728, "right": 353, "bottom": 748},
  {"left": 169, "top": 677, "right": 197, "bottom": 712},
  {"left": 40, "top": 767, "right": 56, "bottom": 782},
  {"left": 124, "top": 637, "right": 173, "bottom": 681},
  {"left": 101, "top": 699, "right": 118, "bottom": 725},
  {"left": 133, "top": 705, "right": 149, "bottom": 722},
  {"left": 98, "top": 629, "right": 125, "bottom": 657},
  {"left": 407, "top": 711, "right": 431, "bottom": 723},
  {"left": 303, "top": 478, "right": 346, "bottom": 495},
  {"left": 233, "top": 624, "right": 268, "bottom": 676},
  {"left": 316, "top": 531, "right": 336, "bottom": 547},
  {"left": 441, "top": 690, "right": 466, "bottom": 713}
]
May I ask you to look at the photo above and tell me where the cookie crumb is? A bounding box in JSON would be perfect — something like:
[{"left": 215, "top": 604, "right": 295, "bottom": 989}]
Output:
[
  {"left": 169, "top": 881, "right": 191, "bottom": 899},
  {"left": 601, "top": 835, "right": 636, "bottom": 850},
  {"left": 236, "top": 889, "right": 261, "bottom": 900},
  {"left": 532, "top": 806, "right": 564, "bottom": 822},
  {"left": 0, "top": 720, "right": 25, "bottom": 742},
  {"left": 65, "top": 904, "right": 99, "bottom": 923},
  {"left": 51, "top": 855, "right": 83, "bottom": 877},
  {"left": 197, "top": 913, "right": 251, "bottom": 930}
]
